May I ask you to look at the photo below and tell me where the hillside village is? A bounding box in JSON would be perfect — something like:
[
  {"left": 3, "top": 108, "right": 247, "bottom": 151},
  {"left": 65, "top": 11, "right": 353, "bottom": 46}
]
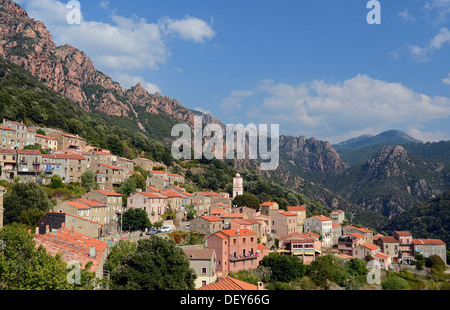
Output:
[{"left": 0, "top": 119, "right": 447, "bottom": 290}]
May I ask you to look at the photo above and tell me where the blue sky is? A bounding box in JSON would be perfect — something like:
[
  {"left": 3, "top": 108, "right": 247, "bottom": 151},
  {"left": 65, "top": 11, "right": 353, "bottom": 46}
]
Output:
[{"left": 15, "top": 0, "right": 450, "bottom": 143}]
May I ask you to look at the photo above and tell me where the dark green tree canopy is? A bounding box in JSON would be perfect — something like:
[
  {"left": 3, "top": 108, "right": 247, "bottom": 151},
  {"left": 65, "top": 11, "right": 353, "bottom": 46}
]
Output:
[{"left": 110, "top": 236, "right": 196, "bottom": 290}]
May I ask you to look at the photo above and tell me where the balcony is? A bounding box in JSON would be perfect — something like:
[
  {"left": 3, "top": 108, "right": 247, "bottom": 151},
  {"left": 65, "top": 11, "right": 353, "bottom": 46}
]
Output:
[{"left": 229, "top": 252, "right": 259, "bottom": 262}]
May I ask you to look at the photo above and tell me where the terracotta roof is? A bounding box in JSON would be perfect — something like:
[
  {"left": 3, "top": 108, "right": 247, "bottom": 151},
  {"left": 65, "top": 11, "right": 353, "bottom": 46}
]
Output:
[
  {"left": 311, "top": 215, "right": 332, "bottom": 221},
  {"left": 35, "top": 133, "right": 57, "bottom": 140},
  {"left": 374, "top": 252, "right": 390, "bottom": 259},
  {"left": 197, "top": 277, "right": 266, "bottom": 291},
  {"left": 77, "top": 198, "right": 106, "bottom": 208},
  {"left": 261, "top": 202, "right": 277, "bottom": 206},
  {"left": 278, "top": 210, "right": 297, "bottom": 216},
  {"left": 65, "top": 200, "right": 90, "bottom": 209},
  {"left": 17, "top": 149, "right": 41, "bottom": 155},
  {"left": 221, "top": 213, "right": 245, "bottom": 218},
  {"left": 332, "top": 222, "right": 341, "bottom": 228},
  {"left": 146, "top": 186, "right": 160, "bottom": 192},
  {"left": 168, "top": 173, "right": 184, "bottom": 177},
  {"left": 379, "top": 236, "right": 399, "bottom": 243},
  {"left": 287, "top": 206, "right": 306, "bottom": 212},
  {"left": 0, "top": 149, "right": 17, "bottom": 154},
  {"left": 348, "top": 233, "right": 365, "bottom": 239},
  {"left": 0, "top": 125, "right": 16, "bottom": 131},
  {"left": 361, "top": 243, "right": 380, "bottom": 250},
  {"left": 257, "top": 243, "right": 269, "bottom": 250},
  {"left": 34, "top": 228, "right": 107, "bottom": 273},
  {"left": 54, "top": 153, "right": 86, "bottom": 160},
  {"left": 93, "top": 190, "right": 122, "bottom": 197},
  {"left": 199, "top": 215, "right": 223, "bottom": 222},
  {"left": 182, "top": 248, "right": 215, "bottom": 260},
  {"left": 412, "top": 239, "right": 445, "bottom": 245},
  {"left": 99, "top": 163, "right": 120, "bottom": 170},
  {"left": 395, "top": 231, "right": 412, "bottom": 236},
  {"left": 139, "top": 191, "right": 168, "bottom": 199},
  {"left": 159, "top": 189, "right": 185, "bottom": 198},
  {"left": 216, "top": 229, "right": 256, "bottom": 237}
]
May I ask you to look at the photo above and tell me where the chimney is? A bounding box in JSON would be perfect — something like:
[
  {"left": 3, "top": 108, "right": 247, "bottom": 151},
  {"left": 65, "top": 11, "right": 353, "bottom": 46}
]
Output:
[
  {"left": 61, "top": 222, "right": 65, "bottom": 232},
  {"left": 236, "top": 229, "right": 240, "bottom": 235},
  {"left": 51, "top": 229, "right": 57, "bottom": 235},
  {"left": 89, "top": 245, "right": 96, "bottom": 258},
  {"left": 257, "top": 282, "right": 264, "bottom": 290},
  {"left": 46, "top": 225, "right": 49, "bottom": 234},
  {"left": 70, "top": 227, "right": 74, "bottom": 235},
  {"left": 35, "top": 227, "right": 39, "bottom": 235}
]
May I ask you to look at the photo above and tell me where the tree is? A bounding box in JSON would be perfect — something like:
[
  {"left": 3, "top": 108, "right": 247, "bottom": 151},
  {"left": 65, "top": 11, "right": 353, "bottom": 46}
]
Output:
[
  {"left": 50, "top": 175, "right": 64, "bottom": 189},
  {"left": 0, "top": 224, "right": 96, "bottom": 290},
  {"left": 110, "top": 235, "right": 196, "bottom": 290},
  {"left": 4, "top": 182, "right": 53, "bottom": 225},
  {"left": 81, "top": 170, "right": 99, "bottom": 190},
  {"left": 121, "top": 208, "right": 151, "bottom": 231},
  {"left": 232, "top": 192, "right": 260, "bottom": 210},
  {"left": 104, "top": 240, "right": 137, "bottom": 273},
  {"left": 259, "top": 253, "right": 306, "bottom": 282},
  {"left": 381, "top": 273, "right": 410, "bottom": 290},
  {"left": 306, "top": 254, "right": 347, "bottom": 287}
]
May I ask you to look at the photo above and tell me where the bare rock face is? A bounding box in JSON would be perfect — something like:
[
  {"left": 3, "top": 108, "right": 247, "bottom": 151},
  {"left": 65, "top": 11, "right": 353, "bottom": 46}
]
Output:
[
  {"left": 279, "top": 135, "right": 348, "bottom": 174},
  {"left": 0, "top": 0, "right": 217, "bottom": 130}
]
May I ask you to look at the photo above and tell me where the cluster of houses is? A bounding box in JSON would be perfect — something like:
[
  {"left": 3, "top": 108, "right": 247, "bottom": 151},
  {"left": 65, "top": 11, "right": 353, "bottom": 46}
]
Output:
[{"left": 0, "top": 120, "right": 447, "bottom": 290}]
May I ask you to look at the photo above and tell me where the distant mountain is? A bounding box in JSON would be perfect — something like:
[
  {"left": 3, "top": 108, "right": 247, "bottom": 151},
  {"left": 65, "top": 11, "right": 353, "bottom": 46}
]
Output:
[
  {"left": 325, "top": 145, "right": 449, "bottom": 219},
  {"left": 384, "top": 190, "right": 450, "bottom": 247},
  {"left": 334, "top": 130, "right": 422, "bottom": 150}
]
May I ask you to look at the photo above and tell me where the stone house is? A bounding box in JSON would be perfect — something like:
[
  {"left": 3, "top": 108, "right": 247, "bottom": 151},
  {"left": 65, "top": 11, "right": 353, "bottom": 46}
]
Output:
[
  {"left": 337, "top": 233, "right": 366, "bottom": 256},
  {"left": 206, "top": 229, "right": 266, "bottom": 278},
  {"left": 190, "top": 215, "right": 225, "bottom": 236},
  {"left": 48, "top": 132, "right": 87, "bottom": 151},
  {"left": 90, "top": 163, "right": 124, "bottom": 189},
  {"left": 287, "top": 206, "right": 306, "bottom": 232},
  {"left": 53, "top": 152, "right": 87, "bottom": 184},
  {"left": 133, "top": 157, "right": 153, "bottom": 172},
  {"left": 260, "top": 202, "right": 279, "bottom": 216},
  {"left": 412, "top": 239, "right": 447, "bottom": 264},
  {"left": 37, "top": 211, "right": 105, "bottom": 238},
  {"left": 182, "top": 247, "right": 217, "bottom": 289},
  {"left": 82, "top": 190, "right": 123, "bottom": 224},
  {"left": 146, "top": 175, "right": 169, "bottom": 189},
  {"left": 34, "top": 133, "right": 58, "bottom": 151},
  {"left": 330, "top": 210, "right": 345, "bottom": 225},
  {"left": 269, "top": 209, "right": 297, "bottom": 238},
  {"left": 0, "top": 125, "right": 18, "bottom": 149},
  {"left": 374, "top": 236, "right": 399, "bottom": 259},
  {"left": 127, "top": 191, "right": 168, "bottom": 225},
  {"left": 393, "top": 231, "right": 414, "bottom": 263},
  {"left": 303, "top": 215, "right": 333, "bottom": 247},
  {"left": 16, "top": 149, "right": 42, "bottom": 182},
  {"left": 0, "top": 148, "right": 17, "bottom": 181},
  {"left": 352, "top": 243, "right": 381, "bottom": 260}
]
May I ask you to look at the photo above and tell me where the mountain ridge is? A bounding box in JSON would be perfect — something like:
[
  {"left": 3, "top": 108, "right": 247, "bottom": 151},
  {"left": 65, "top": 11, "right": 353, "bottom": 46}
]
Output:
[{"left": 334, "top": 129, "right": 423, "bottom": 150}]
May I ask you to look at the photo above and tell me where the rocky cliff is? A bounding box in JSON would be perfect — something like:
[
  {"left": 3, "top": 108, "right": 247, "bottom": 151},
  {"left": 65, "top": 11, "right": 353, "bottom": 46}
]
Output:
[{"left": 0, "top": 0, "right": 218, "bottom": 134}]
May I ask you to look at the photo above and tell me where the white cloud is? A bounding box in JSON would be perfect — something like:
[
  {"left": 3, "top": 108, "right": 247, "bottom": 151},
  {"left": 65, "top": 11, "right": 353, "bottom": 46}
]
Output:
[
  {"left": 423, "top": 0, "right": 450, "bottom": 24},
  {"left": 194, "top": 107, "right": 212, "bottom": 115},
  {"left": 220, "top": 90, "right": 254, "bottom": 113},
  {"left": 408, "top": 28, "right": 450, "bottom": 62},
  {"left": 443, "top": 73, "right": 450, "bottom": 85},
  {"left": 240, "top": 75, "right": 450, "bottom": 143},
  {"left": 159, "top": 15, "right": 216, "bottom": 43},
  {"left": 399, "top": 8, "right": 415, "bottom": 21},
  {"left": 407, "top": 128, "right": 449, "bottom": 142},
  {"left": 17, "top": 0, "right": 215, "bottom": 73}
]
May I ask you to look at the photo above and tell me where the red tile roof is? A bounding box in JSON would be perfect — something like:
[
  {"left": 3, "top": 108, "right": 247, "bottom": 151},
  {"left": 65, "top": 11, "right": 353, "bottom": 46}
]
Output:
[
  {"left": 139, "top": 191, "right": 168, "bottom": 199},
  {"left": 311, "top": 215, "right": 332, "bottom": 221},
  {"left": 412, "top": 239, "right": 445, "bottom": 245},
  {"left": 93, "top": 190, "right": 122, "bottom": 197},
  {"left": 361, "top": 243, "right": 380, "bottom": 250},
  {"left": 54, "top": 153, "right": 86, "bottom": 160},
  {"left": 34, "top": 228, "right": 107, "bottom": 273},
  {"left": 77, "top": 198, "right": 106, "bottom": 208},
  {"left": 17, "top": 149, "right": 41, "bottom": 155},
  {"left": 197, "top": 277, "right": 266, "bottom": 290},
  {"left": 65, "top": 200, "right": 91, "bottom": 209},
  {"left": 287, "top": 206, "right": 306, "bottom": 212},
  {"left": 99, "top": 163, "right": 120, "bottom": 170},
  {"left": 216, "top": 229, "right": 256, "bottom": 237},
  {"left": 200, "top": 215, "right": 223, "bottom": 222}
]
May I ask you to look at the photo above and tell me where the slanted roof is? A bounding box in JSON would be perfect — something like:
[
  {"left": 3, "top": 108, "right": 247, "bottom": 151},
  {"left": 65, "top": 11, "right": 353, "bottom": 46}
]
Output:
[
  {"left": 287, "top": 206, "right": 306, "bottom": 212},
  {"left": 93, "top": 190, "right": 122, "bottom": 197},
  {"left": 197, "top": 277, "right": 266, "bottom": 290},
  {"left": 34, "top": 228, "right": 107, "bottom": 273},
  {"left": 412, "top": 239, "right": 445, "bottom": 245}
]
